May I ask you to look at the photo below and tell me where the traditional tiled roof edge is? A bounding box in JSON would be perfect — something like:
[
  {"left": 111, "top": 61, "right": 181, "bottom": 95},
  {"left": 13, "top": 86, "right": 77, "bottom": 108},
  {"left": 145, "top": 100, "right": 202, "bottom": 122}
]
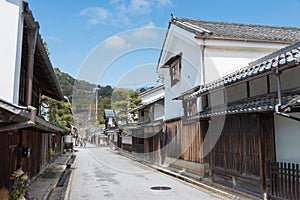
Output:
[
  {"left": 139, "top": 85, "right": 164, "bottom": 97},
  {"left": 190, "top": 41, "right": 300, "bottom": 97},
  {"left": 0, "top": 98, "right": 63, "bottom": 133},
  {"left": 129, "top": 95, "right": 164, "bottom": 113},
  {"left": 172, "top": 17, "right": 300, "bottom": 42},
  {"left": 23, "top": 2, "right": 64, "bottom": 101},
  {"left": 199, "top": 92, "right": 300, "bottom": 118}
]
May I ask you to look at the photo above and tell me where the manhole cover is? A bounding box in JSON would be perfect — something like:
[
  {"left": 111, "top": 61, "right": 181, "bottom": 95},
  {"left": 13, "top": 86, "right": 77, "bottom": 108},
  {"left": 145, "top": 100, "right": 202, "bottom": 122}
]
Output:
[{"left": 150, "top": 186, "right": 172, "bottom": 191}]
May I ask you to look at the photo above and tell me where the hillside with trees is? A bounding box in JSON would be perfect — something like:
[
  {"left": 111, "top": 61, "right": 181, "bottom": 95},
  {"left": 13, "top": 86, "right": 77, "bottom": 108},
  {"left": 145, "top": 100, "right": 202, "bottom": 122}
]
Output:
[{"left": 54, "top": 68, "right": 142, "bottom": 127}]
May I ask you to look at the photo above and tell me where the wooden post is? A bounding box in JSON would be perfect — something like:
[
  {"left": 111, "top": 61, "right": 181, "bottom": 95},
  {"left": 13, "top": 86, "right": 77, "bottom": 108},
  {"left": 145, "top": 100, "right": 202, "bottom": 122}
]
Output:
[
  {"left": 258, "top": 135, "right": 267, "bottom": 199},
  {"left": 25, "top": 23, "right": 39, "bottom": 106}
]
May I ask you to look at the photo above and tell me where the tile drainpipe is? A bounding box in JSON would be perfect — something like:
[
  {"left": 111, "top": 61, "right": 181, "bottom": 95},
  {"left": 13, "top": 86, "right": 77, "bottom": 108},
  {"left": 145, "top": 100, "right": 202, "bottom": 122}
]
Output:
[{"left": 274, "top": 68, "right": 300, "bottom": 121}]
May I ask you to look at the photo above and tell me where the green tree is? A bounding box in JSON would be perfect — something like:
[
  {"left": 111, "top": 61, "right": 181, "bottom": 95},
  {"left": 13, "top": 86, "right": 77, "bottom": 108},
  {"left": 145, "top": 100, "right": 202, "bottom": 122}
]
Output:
[
  {"left": 111, "top": 88, "right": 141, "bottom": 125},
  {"left": 128, "top": 91, "right": 142, "bottom": 122},
  {"left": 41, "top": 96, "right": 74, "bottom": 134}
]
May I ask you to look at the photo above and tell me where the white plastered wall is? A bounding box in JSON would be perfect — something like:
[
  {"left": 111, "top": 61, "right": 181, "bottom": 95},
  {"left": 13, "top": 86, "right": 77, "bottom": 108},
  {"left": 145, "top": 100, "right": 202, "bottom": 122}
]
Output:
[
  {"left": 274, "top": 113, "right": 300, "bottom": 164},
  {"left": 0, "top": 0, "right": 23, "bottom": 104}
]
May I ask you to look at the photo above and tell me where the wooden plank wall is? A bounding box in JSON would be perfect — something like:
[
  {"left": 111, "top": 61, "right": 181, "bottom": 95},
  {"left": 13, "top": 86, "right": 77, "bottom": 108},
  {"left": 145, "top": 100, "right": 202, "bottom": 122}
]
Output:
[
  {"left": 21, "top": 130, "right": 50, "bottom": 179},
  {"left": 209, "top": 113, "right": 275, "bottom": 196},
  {"left": 181, "top": 122, "right": 202, "bottom": 163},
  {"left": 165, "top": 120, "right": 182, "bottom": 159},
  {"left": 21, "top": 130, "right": 62, "bottom": 180},
  {"left": 0, "top": 130, "right": 61, "bottom": 188},
  {"left": 0, "top": 131, "right": 19, "bottom": 189},
  {"left": 165, "top": 120, "right": 204, "bottom": 163}
]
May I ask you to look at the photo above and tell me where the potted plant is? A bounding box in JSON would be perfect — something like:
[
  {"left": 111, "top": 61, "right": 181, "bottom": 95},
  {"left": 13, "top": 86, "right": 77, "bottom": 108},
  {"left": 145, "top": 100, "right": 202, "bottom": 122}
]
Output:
[{"left": 9, "top": 168, "right": 31, "bottom": 200}]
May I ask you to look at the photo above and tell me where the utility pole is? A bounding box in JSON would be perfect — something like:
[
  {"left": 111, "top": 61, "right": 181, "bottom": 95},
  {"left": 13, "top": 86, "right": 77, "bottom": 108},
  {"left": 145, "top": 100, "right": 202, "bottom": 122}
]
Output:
[{"left": 93, "top": 88, "right": 100, "bottom": 133}]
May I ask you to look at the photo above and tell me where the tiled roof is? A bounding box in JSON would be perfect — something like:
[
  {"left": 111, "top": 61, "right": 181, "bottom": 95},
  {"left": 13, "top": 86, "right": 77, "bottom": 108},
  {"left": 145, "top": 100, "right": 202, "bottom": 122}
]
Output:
[
  {"left": 129, "top": 96, "right": 164, "bottom": 113},
  {"left": 199, "top": 92, "right": 300, "bottom": 118},
  {"left": 172, "top": 17, "right": 300, "bottom": 42},
  {"left": 0, "top": 98, "right": 62, "bottom": 133},
  {"left": 23, "top": 2, "right": 64, "bottom": 101},
  {"left": 190, "top": 41, "right": 300, "bottom": 97}
]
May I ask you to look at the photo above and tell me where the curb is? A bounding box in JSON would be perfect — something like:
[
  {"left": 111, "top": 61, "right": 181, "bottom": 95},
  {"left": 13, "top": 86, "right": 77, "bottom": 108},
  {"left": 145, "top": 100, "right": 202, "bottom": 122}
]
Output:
[
  {"left": 63, "top": 154, "right": 77, "bottom": 200},
  {"left": 38, "top": 154, "right": 72, "bottom": 200},
  {"left": 117, "top": 150, "right": 258, "bottom": 200}
]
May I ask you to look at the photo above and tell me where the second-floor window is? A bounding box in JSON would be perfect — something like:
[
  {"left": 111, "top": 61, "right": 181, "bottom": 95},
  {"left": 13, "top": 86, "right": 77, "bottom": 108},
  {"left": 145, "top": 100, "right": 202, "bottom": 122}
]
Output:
[{"left": 170, "top": 58, "right": 181, "bottom": 86}]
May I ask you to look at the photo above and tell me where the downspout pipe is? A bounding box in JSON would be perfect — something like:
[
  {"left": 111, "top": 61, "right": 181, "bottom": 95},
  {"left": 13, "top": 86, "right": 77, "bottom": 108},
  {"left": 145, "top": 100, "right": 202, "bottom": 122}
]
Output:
[
  {"left": 274, "top": 68, "right": 300, "bottom": 121},
  {"left": 0, "top": 106, "right": 36, "bottom": 132}
]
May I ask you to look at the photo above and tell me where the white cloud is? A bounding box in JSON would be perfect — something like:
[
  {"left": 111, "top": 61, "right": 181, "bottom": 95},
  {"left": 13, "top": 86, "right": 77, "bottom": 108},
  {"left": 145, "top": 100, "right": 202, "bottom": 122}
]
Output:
[
  {"left": 143, "top": 21, "right": 156, "bottom": 28},
  {"left": 103, "top": 35, "right": 128, "bottom": 49},
  {"left": 128, "top": 0, "right": 152, "bottom": 15},
  {"left": 80, "top": 0, "right": 173, "bottom": 27},
  {"left": 80, "top": 7, "right": 110, "bottom": 25}
]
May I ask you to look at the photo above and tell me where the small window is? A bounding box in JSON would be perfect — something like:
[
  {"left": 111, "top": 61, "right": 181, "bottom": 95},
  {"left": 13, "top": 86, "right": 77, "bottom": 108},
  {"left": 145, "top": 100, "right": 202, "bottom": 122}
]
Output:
[
  {"left": 170, "top": 59, "right": 181, "bottom": 86},
  {"left": 183, "top": 98, "right": 197, "bottom": 118}
]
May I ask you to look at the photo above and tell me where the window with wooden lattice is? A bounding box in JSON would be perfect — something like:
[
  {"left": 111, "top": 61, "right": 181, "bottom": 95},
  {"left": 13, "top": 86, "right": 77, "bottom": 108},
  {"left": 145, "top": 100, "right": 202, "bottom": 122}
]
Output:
[
  {"left": 170, "top": 58, "right": 181, "bottom": 86},
  {"left": 183, "top": 97, "right": 197, "bottom": 118}
]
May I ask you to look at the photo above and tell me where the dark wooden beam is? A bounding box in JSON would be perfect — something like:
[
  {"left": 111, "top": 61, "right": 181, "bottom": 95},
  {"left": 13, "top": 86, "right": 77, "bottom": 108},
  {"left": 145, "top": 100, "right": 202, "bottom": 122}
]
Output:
[{"left": 25, "top": 24, "right": 39, "bottom": 106}]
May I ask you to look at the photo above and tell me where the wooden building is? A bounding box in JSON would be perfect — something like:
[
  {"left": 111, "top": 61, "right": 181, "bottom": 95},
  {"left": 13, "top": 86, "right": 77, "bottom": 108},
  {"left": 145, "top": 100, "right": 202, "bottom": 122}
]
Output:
[
  {"left": 155, "top": 15, "right": 300, "bottom": 194},
  {"left": 157, "top": 16, "right": 300, "bottom": 179},
  {"left": 184, "top": 41, "right": 300, "bottom": 198},
  {"left": 130, "top": 85, "right": 165, "bottom": 163},
  {"left": 103, "top": 109, "right": 120, "bottom": 147},
  {"left": 0, "top": 1, "right": 64, "bottom": 189}
]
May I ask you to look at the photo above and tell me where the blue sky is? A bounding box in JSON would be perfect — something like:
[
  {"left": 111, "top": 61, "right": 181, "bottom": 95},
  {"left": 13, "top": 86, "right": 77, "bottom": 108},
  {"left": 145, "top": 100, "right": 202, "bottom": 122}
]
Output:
[{"left": 27, "top": 0, "right": 300, "bottom": 88}]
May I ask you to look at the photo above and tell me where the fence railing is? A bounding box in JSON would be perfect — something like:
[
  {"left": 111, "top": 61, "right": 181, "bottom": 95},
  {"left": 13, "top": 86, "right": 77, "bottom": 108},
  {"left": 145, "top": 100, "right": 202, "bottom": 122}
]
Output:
[{"left": 268, "top": 161, "right": 300, "bottom": 200}]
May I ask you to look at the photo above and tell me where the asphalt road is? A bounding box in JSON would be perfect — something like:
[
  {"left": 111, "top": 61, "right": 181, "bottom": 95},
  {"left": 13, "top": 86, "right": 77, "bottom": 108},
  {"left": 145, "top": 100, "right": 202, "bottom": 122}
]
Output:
[{"left": 67, "top": 144, "right": 227, "bottom": 200}]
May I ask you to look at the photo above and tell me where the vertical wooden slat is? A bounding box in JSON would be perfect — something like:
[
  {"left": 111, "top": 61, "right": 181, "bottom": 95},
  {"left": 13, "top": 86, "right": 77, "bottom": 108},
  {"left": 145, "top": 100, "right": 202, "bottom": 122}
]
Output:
[
  {"left": 284, "top": 162, "right": 288, "bottom": 198},
  {"left": 276, "top": 163, "right": 284, "bottom": 195},
  {"left": 288, "top": 163, "right": 291, "bottom": 199},
  {"left": 292, "top": 163, "right": 295, "bottom": 199},
  {"left": 271, "top": 162, "right": 275, "bottom": 196},
  {"left": 296, "top": 164, "right": 299, "bottom": 200}
]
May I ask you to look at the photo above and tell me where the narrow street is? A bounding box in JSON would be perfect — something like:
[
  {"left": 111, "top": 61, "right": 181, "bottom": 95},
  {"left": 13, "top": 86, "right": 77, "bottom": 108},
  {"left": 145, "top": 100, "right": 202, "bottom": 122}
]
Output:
[{"left": 66, "top": 144, "right": 227, "bottom": 200}]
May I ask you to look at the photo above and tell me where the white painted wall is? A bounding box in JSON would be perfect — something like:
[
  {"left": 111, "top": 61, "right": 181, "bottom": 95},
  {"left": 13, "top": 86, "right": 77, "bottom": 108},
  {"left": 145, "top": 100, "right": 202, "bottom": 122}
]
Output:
[
  {"left": 280, "top": 67, "right": 300, "bottom": 90},
  {"left": 139, "top": 85, "right": 165, "bottom": 121},
  {"left": 140, "top": 86, "right": 164, "bottom": 103},
  {"left": 158, "top": 24, "right": 201, "bottom": 120},
  {"left": 249, "top": 76, "right": 268, "bottom": 97},
  {"left": 158, "top": 23, "right": 290, "bottom": 120},
  {"left": 274, "top": 113, "right": 300, "bottom": 164},
  {"left": 153, "top": 100, "right": 164, "bottom": 121},
  {"left": 0, "top": 0, "right": 23, "bottom": 104},
  {"left": 121, "top": 135, "right": 132, "bottom": 145},
  {"left": 226, "top": 83, "right": 247, "bottom": 102},
  {"left": 204, "top": 47, "right": 277, "bottom": 83}
]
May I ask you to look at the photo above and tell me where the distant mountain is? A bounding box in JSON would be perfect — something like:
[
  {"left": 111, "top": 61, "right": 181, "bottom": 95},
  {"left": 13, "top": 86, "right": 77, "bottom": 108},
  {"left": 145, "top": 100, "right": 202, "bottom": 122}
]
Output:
[
  {"left": 54, "top": 68, "right": 75, "bottom": 101},
  {"left": 54, "top": 68, "right": 113, "bottom": 103},
  {"left": 54, "top": 68, "right": 114, "bottom": 126},
  {"left": 54, "top": 68, "right": 152, "bottom": 126}
]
